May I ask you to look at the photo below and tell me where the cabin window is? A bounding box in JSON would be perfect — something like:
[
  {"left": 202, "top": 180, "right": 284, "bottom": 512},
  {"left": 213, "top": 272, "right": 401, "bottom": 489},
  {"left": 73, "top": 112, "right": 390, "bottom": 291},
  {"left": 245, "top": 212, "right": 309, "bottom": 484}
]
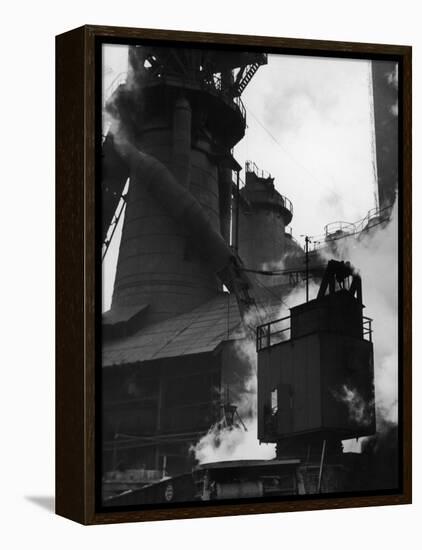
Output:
[{"left": 271, "top": 388, "right": 278, "bottom": 414}]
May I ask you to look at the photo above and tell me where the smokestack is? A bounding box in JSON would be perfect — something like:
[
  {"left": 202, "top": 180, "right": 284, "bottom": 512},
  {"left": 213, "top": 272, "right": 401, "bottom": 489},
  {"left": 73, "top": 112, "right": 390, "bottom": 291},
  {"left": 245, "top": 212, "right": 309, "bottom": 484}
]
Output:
[
  {"left": 236, "top": 162, "right": 293, "bottom": 284},
  {"left": 371, "top": 61, "right": 399, "bottom": 209},
  {"left": 110, "top": 138, "right": 225, "bottom": 322},
  {"left": 105, "top": 47, "right": 266, "bottom": 322}
]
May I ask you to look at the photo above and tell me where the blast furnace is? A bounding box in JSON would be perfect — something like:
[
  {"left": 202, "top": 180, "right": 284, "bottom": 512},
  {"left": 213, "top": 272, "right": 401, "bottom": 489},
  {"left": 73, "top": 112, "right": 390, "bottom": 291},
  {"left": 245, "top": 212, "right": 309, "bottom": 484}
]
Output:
[{"left": 101, "top": 45, "right": 294, "bottom": 493}]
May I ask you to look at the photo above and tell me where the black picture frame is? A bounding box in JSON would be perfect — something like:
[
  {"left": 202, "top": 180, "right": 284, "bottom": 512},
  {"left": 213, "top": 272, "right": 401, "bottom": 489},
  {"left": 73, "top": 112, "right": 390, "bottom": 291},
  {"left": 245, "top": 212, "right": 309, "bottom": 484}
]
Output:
[{"left": 56, "top": 25, "right": 412, "bottom": 525}]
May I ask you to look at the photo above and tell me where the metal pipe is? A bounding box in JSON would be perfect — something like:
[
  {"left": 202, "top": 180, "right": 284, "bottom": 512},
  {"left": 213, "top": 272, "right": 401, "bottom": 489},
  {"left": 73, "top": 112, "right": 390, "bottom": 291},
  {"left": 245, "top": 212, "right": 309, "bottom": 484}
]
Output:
[
  {"left": 110, "top": 134, "right": 257, "bottom": 328},
  {"left": 235, "top": 170, "right": 240, "bottom": 251},
  {"left": 114, "top": 136, "right": 236, "bottom": 275},
  {"left": 317, "top": 439, "right": 326, "bottom": 493},
  {"left": 101, "top": 134, "right": 130, "bottom": 241},
  {"left": 218, "top": 166, "right": 232, "bottom": 244},
  {"left": 172, "top": 95, "right": 191, "bottom": 187},
  {"left": 305, "top": 236, "right": 309, "bottom": 302}
]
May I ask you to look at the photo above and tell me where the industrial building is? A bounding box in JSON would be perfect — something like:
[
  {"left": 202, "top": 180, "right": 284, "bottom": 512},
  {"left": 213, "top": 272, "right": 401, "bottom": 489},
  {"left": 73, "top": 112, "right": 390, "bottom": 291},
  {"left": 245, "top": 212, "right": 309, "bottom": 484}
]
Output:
[{"left": 101, "top": 46, "right": 398, "bottom": 503}]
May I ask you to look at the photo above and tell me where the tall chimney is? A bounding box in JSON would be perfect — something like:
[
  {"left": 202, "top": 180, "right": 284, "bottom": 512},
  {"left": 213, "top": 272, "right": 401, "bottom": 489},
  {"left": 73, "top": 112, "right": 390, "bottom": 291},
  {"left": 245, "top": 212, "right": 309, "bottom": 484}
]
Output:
[
  {"left": 371, "top": 60, "right": 399, "bottom": 210},
  {"left": 105, "top": 47, "right": 266, "bottom": 322},
  {"left": 236, "top": 162, "right": 293, "bottom": 285}
]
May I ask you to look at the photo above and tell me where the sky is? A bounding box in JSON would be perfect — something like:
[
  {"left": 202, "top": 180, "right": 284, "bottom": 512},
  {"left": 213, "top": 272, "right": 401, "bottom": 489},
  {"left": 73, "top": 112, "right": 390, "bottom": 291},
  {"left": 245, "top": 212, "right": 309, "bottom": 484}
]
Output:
[
  {"left": 102, "top": 44, "right": 378, "bottom": 311},
  {"left": 236, "top": 53, "right": 377, "bottom": 240}
]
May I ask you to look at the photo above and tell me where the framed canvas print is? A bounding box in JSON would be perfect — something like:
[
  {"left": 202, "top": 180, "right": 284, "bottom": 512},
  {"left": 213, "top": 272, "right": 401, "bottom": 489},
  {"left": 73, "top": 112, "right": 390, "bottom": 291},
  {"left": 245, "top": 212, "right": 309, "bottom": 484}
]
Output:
[{"left": 56, "top": 25, "right": 412, "bottom": 525}]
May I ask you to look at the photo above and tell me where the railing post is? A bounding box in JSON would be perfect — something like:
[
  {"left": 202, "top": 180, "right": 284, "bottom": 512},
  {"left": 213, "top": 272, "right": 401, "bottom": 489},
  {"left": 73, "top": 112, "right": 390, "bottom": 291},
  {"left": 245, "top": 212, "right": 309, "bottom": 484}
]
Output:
[{"left": 235, "top": 170, "right": 240, "bottom": 252}]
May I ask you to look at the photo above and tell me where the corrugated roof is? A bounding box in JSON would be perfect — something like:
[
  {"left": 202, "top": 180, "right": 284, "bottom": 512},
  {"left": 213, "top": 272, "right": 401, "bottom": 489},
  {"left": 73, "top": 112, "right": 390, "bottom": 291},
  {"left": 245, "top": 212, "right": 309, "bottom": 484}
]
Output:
[
  {"left": 197, "top": 459, "right": 301, "bottom": 470},
  {"left": 102, "top": 293, "right": 244, "bottom": 367},
  {"left": 103, "top": 304, "right": 149, "bottom": 325},
  {"left": 102, "top": 287, "right": 286, "bottom": 367}
]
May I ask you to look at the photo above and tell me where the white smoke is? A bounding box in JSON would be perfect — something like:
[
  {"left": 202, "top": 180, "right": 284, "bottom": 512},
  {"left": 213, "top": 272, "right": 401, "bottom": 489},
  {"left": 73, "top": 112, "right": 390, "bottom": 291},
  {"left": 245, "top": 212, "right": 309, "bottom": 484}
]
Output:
[
  {"left": 231, "top": 336, "right": 259, "bottom": 417},
  {"left": 193, "top": 203, "right": 398, "bottom": 463},
  {"left": 191, "top": 323, "right": 276, "bottom": 464},
  {"left": 276, "top": 279, "right": 320, "bottom": 313},
  {"left": 386, "top": 65, "right": 399, "bottom": 117},
  {"left": 390, "top": 102, "right": 399, "bottom": 117},
  {"left": 191, "top": 278, "right": 321, "bottom": 465},
  {"left": 332, "top": 384, "right": 375, "bottom": 427},
  {"left": 319, "top": 204, "right": 399, "bottom": 426},
  {"left": 386, "top": 65, "right": 399, "bottom": 90},
  {"left": 261, "top": 258, "right": 285, "bottom": 272},
  {"left": 193, "top": 418, "right": 276, "bottom": 464},
  {"left": 207, "top": 199, "right": 397, "bottom": 462}
]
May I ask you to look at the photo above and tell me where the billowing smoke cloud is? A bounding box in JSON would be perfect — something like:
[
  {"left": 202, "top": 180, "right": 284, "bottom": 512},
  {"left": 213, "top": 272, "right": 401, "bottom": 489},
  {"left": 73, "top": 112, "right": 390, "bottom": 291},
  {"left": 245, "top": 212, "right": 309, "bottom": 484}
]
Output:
[
  {"left": 191, "top": 279, "right": 320, "bottom": 465},
  {"left": 193, "top": 418, "right": 275, "bottom": 464},
  {"left": 332, "top": 385, "right": 375, "bottom": 427},
  {"left": 191, "top": 315, "right": 277, "bottom": 464},
  {"left": 192, "top": 202, "right": 398, "bottom": 463},
  {"left": 102, "top": 44, "right": 129, "bottom": 139},
  {"left": 319, "top": 204, "right": 399, "bottom": 427},
  {"left": 237, "top": 56, "right": 376, "bottom": 242}
]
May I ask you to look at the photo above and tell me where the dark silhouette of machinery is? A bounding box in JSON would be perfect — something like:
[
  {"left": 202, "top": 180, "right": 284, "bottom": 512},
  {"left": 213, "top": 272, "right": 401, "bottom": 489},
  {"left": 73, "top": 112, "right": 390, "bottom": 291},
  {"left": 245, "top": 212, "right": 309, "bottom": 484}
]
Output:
[
  {"left": 101, "top": 45, "right": 269, "bottom": 484},
  {"left": 218, "top": 387, "right": 248, "bottom": 431},
  {"left": 103, "top": 257, "right": 377, "bottom": 503},
  {"left": 102, "top": 46, "right": 267, "bottom": 327},
  {"left": 101, "top": 46, "right": 382, "bottom": 503},
  {"left": 257, "top": 260, "right": 375, "bottom": 463}
]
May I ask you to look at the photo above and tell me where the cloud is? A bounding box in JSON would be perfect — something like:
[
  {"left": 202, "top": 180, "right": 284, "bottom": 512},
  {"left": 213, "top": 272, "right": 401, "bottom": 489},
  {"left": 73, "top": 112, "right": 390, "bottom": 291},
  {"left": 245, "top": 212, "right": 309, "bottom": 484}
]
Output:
[
  {"left": 235, "top": 55, "right": 376, "bottom": 242},
  {"left": 319, "top": 204, "right": 399, "bottom": 425}
]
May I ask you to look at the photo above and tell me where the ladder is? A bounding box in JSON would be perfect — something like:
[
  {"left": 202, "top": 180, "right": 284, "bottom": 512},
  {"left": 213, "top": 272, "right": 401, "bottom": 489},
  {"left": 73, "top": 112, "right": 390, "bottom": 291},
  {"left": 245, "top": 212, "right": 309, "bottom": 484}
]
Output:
[{"left": 235, "top": 63, "right": 261, "bottom": 96}]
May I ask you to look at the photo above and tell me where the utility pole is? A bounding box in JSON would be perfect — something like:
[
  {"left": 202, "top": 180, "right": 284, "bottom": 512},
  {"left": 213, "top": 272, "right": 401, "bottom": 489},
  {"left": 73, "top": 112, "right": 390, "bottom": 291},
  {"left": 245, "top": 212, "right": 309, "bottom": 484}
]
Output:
[
  {"left": 305, "top": 235, "right": 310, "bottom": 302},
  {"left": 300, "top": 234, "right": 311, "bottom": 301}
]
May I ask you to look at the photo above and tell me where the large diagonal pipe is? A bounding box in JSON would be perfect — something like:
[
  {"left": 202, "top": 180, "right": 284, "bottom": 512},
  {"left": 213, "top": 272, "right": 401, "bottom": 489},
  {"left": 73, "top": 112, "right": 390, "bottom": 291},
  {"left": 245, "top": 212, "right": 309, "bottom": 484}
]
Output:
[{"left": 109, "top": 134, "right": 256, "bottom": 322}]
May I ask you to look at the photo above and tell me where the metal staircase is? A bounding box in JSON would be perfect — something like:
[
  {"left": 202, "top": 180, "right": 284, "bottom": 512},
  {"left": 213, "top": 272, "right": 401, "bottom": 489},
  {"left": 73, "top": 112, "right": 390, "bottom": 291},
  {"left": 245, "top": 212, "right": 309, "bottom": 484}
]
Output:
[{"left": 234, "top": 63, "right": 261, "bottom": 96}]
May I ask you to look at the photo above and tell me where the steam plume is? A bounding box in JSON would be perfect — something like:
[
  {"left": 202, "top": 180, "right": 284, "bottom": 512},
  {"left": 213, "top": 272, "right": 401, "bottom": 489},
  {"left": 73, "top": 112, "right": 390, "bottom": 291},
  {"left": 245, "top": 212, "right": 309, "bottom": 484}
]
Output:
[
  {"left": 332, "top": 385, "right": 375, "bottom": 427},
  {"left": 319, "top": 204, "right": 398, "bottom": 426},
  {"left": 191, "top": 323, "right": 276, "bottom": 464}
]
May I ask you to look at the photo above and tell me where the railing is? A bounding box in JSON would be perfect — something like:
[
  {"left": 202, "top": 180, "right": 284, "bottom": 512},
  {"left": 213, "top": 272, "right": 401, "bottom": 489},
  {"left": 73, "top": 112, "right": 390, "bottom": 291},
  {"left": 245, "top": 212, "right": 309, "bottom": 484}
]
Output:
[
  {"left": 354, "top": 204, "right": 393, "bottom": 234},
  {"left": 311, "top": 203, "right": 394, "bottom": 250},
  {"left": 244, "top": 160, "right": 293, "bottom": 216},
  {"left": 102, "top": 69, "right": 247, "bottom": 125},
  {"left": 257, "top": 314, "right": 374, "bottom": 351},
  {"left": 324, "top": 221, "right": 356, "bottom": 239},
  {"left": 256, "top": 315, "right": 291, "bottom": 352},
  {"left": 363, "top": 316, "right": 373, "bottom": 343},
  {"left": 204, "top": 78, "right": 247, "bottom": 122},
  {"left": 245, "top": 160, "right": 272, "bottom": 180},
  {"left": 206, "top": 76, "right": 246, "bottom": 122},
  {"left": 280, "top": 195, "right": 294, "bottom": 216}
]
